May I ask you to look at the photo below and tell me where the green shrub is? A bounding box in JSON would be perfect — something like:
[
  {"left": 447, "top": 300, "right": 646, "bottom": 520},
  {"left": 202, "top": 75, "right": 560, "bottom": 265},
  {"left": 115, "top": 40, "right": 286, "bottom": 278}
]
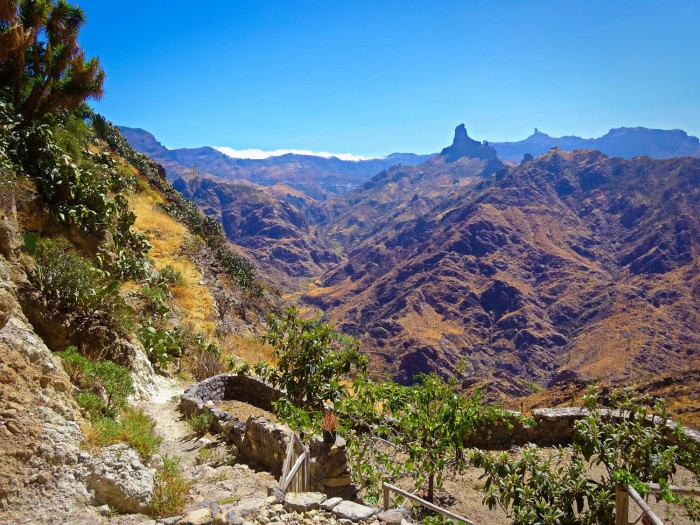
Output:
[
  {"left": 473, "top": 388, "right": 699, "bottom": 525},
  {"left": 91, "top": 360, "right": 135, "bottom": 417},
  {"left": 75, "top": 392, "right": 104, "bottom": 421},
  {"left": 138, "top": 323, "right": 181, "bottom": 370},
  {"left": 91, "top": 409, "right": 161, "bottom": 460},
  {"left": 141, "top": 284, "right": 170, "bottom": 319},
  {"left": 264, "top": 306, "right": 366, "bottom": 408},
  {"left": 148, "top": 455, "right": 191, "bottom": 518},
  {"left": 57, "top": 346, "right": 134, "bottom": 418},
  {"left": 33, "top": 239, "right": 132, "bottom": 330},
  {"left": 185, "top": 412, "right": 213, "bottom": 437}
]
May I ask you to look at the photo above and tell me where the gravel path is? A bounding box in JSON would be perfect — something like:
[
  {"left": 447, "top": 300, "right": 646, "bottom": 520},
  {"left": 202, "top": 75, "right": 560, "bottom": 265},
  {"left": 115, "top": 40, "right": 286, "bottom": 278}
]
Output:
[{"left": 137, "top": 377, "right": 202, "bottom": 468}]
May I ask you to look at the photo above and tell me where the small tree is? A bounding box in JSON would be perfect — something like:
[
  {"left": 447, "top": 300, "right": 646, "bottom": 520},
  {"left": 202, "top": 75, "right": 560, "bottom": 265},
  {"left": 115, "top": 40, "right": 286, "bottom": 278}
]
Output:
[
  {"left": 336, "top": 372, "right": 515, "bottom": 503},
  {"left": 474, "top": 388, "right": 700, "bottom": 525},
  {"left": 263, "top": 306, "right": 366, "bottom": 409},
  {"left": 0, "top": 0, "right": 105, "bottom": 122}
]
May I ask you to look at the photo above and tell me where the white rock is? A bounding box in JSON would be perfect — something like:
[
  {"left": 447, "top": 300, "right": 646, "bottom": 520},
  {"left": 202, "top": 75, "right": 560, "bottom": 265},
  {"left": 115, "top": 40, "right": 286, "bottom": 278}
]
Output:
[
  {"left": 332, "top": 500, "right": 377, "bottom": 521},
  {"left": 86, "top": 444, "right": 156, "bottom": 513},
  {"left": 179, "top": 507, "right": 211, "bottom": 524},
  {"left": 284, "top": 492, "right": 327, "bottom": 513},
  {"left": 320, "top": 497, "right": 343, "bottom": 511}
]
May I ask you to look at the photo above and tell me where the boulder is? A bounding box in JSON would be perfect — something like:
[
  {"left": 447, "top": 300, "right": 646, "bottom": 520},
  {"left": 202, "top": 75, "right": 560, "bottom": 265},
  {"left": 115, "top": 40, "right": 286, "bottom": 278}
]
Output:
[
  {"left": 225, "top": 496, "right": 266, "bottom": 522},
  {"left": 377, "top": 510, "right": 404, "bottom": 525},
  {"left": 320, "top": 496, "right": 343, "bottom": 510},
  {"left": 86, "top": 444, "right": 156, "bottom": 513},
  {"left": 332, "top": 500, "right": 377, "bottom": 521},
  {"left": 284, "top": 491, "right": 327, "bottom": 512}
]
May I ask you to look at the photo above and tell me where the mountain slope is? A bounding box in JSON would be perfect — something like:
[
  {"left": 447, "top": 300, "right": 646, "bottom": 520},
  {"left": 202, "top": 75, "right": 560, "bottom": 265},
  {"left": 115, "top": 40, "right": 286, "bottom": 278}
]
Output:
[
  {"left": 323, "top": 125, "right": 504, "bottom": 247},
  {"left": 173, "top": 176, "right": 339, "bottom": 289},
  {"left": 305, "top": 150, "right": 700, "bottom": 396}
]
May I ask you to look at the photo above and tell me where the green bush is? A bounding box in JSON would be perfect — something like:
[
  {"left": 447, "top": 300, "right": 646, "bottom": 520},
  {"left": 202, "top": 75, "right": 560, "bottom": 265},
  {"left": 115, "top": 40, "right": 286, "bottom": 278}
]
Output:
[
  {"left": 75, "top": 392, "right": 104, "bottom": 421},
  {"left": 473, "top": 388, "right": 699, "bottom": 525},
  {"left": 141, "top": 284, "right": 171, "bottom": 320},
  {"left": 57, "top": 346, "right": 134, "bottom": 418},
  {"left": 33, "top": 238, "right": 132, "bottom": 330},
  {"left": 138, "top": 322, "right": 181, "bottom": 370},
  {"left": 185, "top": 412, "right": 213, "bottom": 437},
  {"left": 148, "top": 455, "right": 191, "bottom": 518},
  {"left": 263, "top": 306, "right": 366, "bottom": 409},
  {"left": 138, "top": 266, "right": 182, "bottom": 320},
  {"left": 91, "top": 409, "right": 161, "bottom": 460}
]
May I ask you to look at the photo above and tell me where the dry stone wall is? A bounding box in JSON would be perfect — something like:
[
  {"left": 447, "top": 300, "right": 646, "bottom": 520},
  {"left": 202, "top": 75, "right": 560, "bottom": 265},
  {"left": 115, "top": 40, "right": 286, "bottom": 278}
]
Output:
[
  {"left": 465, "top": 407, "right": 700, "bottom": 450},
  {"left": 180, "top": 375, "right": 358, "bottom": 499}
]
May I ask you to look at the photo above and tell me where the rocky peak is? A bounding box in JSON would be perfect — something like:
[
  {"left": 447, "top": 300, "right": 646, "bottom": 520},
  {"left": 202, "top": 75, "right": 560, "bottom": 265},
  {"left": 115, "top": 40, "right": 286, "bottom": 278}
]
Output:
[{"left": 440, "top": 124, "right": 499, "bottom": 162}]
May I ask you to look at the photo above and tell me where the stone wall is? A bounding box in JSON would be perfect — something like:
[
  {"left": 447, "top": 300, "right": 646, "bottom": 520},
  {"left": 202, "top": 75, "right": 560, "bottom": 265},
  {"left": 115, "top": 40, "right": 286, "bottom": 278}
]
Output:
[
  {"left": 464, "top": 407, "right": 700, "bottom": 450},
  {"left": 179, "top": 374, "right": 358, "bottom": 499},
  {"left": 180, "top": 374, "right": 283, "bottom": 418}
]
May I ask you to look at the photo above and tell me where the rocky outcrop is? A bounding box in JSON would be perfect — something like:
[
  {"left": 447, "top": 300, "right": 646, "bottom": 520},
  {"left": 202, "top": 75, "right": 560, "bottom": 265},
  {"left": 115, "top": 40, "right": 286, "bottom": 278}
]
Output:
[
  {"left": 0, "top": 191, "right": 95, "bottom": 517},
  {"left": 86, "top": 444, "right": 156, "bottom": 513},
  {"left": 440, "top": 124, "right": 500, "bottom": 163}
]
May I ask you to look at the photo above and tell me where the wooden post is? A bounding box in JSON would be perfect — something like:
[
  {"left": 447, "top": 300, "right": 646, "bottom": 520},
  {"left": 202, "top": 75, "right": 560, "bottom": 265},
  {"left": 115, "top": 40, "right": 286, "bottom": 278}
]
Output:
[
  {"left": 615, "top": 485, "right": 629, "bottom": 525},
  {"left": 383, "top": 483, "right": 390, "bottom": 511}
]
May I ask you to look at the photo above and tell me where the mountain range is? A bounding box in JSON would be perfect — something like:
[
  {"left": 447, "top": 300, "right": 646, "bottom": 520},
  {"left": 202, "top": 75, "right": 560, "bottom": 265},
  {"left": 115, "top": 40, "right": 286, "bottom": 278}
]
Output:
[
  {"left": 118, "top": 126, "right": 431, "bottom": 200},
  {"left": 121, "top": 125, "right": 700, "bottom": 200},
  {"left": 124, "top": 123, "right": 700, "bottom": 401},
  {"left": 491, "top": 127, "right": 700, "bottom": 163}
]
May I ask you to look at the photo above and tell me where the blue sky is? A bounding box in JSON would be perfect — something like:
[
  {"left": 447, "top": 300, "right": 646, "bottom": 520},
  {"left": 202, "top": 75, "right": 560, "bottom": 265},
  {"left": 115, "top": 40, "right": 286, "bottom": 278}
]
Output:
[{"left": 78, "top": 1, "right": 700, "bottom": 157}]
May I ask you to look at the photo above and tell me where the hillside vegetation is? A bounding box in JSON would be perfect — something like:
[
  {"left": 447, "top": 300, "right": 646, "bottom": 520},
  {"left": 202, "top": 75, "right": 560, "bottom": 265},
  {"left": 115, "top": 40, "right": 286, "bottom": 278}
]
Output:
[{"left": 0, "top": 2, "right": 277, "bottom": 516}]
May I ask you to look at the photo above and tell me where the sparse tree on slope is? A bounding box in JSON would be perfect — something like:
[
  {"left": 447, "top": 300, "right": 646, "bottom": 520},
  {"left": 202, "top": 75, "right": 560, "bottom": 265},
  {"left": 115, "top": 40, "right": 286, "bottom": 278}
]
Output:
[{"left": 0, "top": 0, "right": 104, "bottom": 121}]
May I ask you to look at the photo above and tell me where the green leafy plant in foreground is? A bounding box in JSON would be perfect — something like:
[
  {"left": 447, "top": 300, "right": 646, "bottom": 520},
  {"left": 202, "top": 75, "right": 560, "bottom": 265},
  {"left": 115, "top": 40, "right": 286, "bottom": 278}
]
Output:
[
  {"left": 138, "top": 322, "right": 181, "bottom": 370},
  {"left": 89, "top": 408, "right": 161, "bottom": 461},
  {"left": 473, "top": 388, "right": 699, "bottom": 525},
  {"left": 185, "top": 412, "right": 213, "bottom": 437},
  {"left": 263, "top": 306, "right": 366, "bottom": 409}
]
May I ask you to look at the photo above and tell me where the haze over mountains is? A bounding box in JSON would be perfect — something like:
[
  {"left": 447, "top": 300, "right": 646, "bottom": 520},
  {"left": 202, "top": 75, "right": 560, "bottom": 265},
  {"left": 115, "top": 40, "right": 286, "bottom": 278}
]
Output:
[
  {"left": 123, "top": 123, "right": 700, "bottom": 401},
  {"left": 492, "top": 127, "right": 700, "bottom": 163}
]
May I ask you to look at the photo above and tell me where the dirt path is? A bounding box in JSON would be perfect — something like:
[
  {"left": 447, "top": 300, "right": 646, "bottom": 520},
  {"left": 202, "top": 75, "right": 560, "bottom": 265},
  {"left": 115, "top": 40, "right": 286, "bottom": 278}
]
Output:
[
  {"left": 137, "top": 377, "right": 202, "bottom": 468},
  {"left": 137, "top": 378, "right": 277, "bottom": 514}
]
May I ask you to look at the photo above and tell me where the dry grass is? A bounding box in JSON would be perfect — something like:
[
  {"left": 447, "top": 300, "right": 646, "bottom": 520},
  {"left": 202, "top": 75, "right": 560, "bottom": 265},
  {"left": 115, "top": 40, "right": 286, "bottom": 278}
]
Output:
[
  {"left": 129, "top": 192, "right": 216, "bottom": 337},
  {"left": 398, "top": 302, "right": 464, "bottom": 342},
  {"left": 220, "top": 334, "right": 276, "bottom": 366}
]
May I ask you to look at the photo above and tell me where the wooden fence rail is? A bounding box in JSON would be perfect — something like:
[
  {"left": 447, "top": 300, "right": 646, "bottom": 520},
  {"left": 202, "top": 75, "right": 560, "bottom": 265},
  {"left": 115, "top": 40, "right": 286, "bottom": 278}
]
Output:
[
  {"left": 279, "top": 434, "right": 309, "bottom": 493},
  {"left": 382, "top": 482, "right": 476, "bottom": 525},
  {"left": 615, "top": 483, "right": 699, "bottom": 525}
]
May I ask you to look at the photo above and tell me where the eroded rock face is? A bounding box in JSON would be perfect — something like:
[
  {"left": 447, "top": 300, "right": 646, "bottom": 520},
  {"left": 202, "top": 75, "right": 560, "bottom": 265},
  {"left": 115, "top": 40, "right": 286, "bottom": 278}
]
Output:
[
  {"left": 0, "top": 203, "right": 91, "bottom": 515},
  {"left": 86, "top": 444, "right": 155, "bottom": 513}
]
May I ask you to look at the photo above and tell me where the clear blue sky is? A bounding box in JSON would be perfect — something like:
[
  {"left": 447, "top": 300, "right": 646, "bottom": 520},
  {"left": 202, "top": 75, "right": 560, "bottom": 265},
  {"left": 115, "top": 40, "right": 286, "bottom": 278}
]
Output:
[{"left": 78, "top": 1, "right": 700, "bottom": 156}]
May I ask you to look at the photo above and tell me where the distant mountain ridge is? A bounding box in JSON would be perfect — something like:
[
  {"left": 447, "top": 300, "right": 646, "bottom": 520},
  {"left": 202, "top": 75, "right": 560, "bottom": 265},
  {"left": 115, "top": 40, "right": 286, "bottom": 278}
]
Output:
[
  {"left": 118, "top": 126, "right": 432, "bottom": 199},
  {"left": 491, "top": 127, "right": 700, "bottom": 162},
  {"left": 120, "top": 125, "right": 700, "bottom": 200}
]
